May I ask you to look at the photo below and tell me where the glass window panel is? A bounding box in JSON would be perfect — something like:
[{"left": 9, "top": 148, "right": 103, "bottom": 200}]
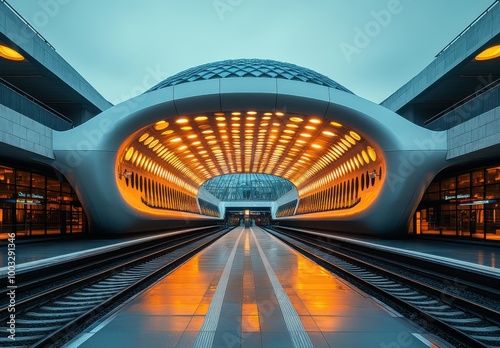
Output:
[
  {"left": 62, "top": 182, "right": 72, "bottom": 193},
  {"left": 47, "top": 178, "right": 61, "bottom": 192},
  {"left": 428, "top": 192, "right": 440, "bottom": 201},
  {"left": 472, "top": 186, "right": 484, "bottom": 200},
  {"left": 201, "top": 173, "right": 295, "bottom": 201},
  {"left": 486, "top": 168, "right": 500, "bottom": 184},
  {"left": 441, "top": 203, "right": 456, "bottom": 211},
  {"left": 16, "top": 170, "right": 31, "bottom": 187},
  {"left": 32, "top": 173, "right": 45, "bottom": 189},
  {"left": 0, "top": 183, "right": 15, "bottom": 208},
  {"left": 486, "top": 184, "right": 500, "bottom": 200},
  {"left": 0, "top": 166, "right": 15, "bottom": 184},
  {"left": 472, "top": 170, "right": 484, "bottom": 186},
  {"left": 457, "top": 173, "right": 470, "bottom": 188}
]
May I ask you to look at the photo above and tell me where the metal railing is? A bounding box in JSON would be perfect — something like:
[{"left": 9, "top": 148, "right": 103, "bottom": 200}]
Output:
[
  {"left": 435, "top": 0, "right": 499, "bottom": 58},
  {"left": 1, "top": 0, "right": 56, "bottom": 51},
  {"left": 0, "top": 78, "right": 73, "bottom": 130},
  {"left": 424, "top": 79, "right": 500, "bottom": 130}
]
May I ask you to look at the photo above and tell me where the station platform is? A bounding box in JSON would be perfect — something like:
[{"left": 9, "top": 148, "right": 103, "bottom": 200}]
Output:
[
  {"left": 67, "top": 227, "right": 449, "bottom": 348},
  {"left": 2, "top": 226, "right": 498, "bottom": 277},
  {"left": 0, "top": 227, "right": 215, "bottom": 276}
]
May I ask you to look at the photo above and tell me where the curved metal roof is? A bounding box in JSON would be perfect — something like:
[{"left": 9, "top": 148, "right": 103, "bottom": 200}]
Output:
[{"left": 147, "top": 58, "right": 352, "bottom": 93}]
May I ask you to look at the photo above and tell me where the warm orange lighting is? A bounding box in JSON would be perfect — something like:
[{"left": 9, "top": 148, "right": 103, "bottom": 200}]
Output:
[
  {"left": 367, "top": 146, "right": 377, "bottom": 161},
  {"left": 119, "top": 111, "right": 384, "bottom": 208},
  {"left": 350, "top": 131, "right": 361, "bottom": 141},
  {"left": 362, "top": 150, "right": 369, "bottom": 164},
  {"left": 475, "top": 45, "right": 500, "bottom": 61},
  {"left": 154, "top": 121, "right": 169, "bottom": 130},
  {"left": 0, "top": 45, "right": 24, "bottom": 61},
  {"left": 125, "top": 147, "right": 134, "bottom": 161}
]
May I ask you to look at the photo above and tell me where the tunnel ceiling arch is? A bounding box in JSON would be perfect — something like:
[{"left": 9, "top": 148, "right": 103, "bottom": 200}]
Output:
[{"left": 120, "top": 110, "right": 378, "bottom": 197}]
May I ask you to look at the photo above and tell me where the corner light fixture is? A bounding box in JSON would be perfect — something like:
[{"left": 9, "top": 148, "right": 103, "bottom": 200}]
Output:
[
  {"left": 474, "top": 45, "right": 500, "bottom": 61},
  {"left": 0, "top": 45, "right": 24, "bottom": 61}
]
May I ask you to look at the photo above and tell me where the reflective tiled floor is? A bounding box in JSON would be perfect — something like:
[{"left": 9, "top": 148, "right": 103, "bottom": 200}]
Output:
[{"left": 69, "top": 227, "right": 447, "bottom": 347}]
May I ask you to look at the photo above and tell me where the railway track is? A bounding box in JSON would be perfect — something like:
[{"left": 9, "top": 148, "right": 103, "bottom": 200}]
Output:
[
  {"left": 0, "top": 226, "right": 231, "bottom": 347},
  {"left": 266, "top": 227, "right": 500, "bottom": 348}
]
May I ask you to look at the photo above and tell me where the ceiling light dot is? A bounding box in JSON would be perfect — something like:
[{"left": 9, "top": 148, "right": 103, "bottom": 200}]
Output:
[
  {"left": 176, "top": 118, "right": 189, "bottom": 124},
  {"left": 154, "top": 121, "right": 169, "bottom": 130},
  {"left": 350, "top": 131, "right": 361, "bottom": 141},
  {"left": 367, "top": 146, "right": 377, "bottom": 161},
  {"left": 290, "top": 117, "right": 304, "bottom": 123},
  {"left": 125, "top": 147, "right": 134, "bottom": 161},
  {"left": 362, "top": 150, "right": 370, "bottom": 164},
  {"left": 139, "top": 133, "right": 149, "bottom": 142},
  {"left": 144, "top": 136, "right": 154, "bottom": 146},
  {"left": 330, "top": 121, "right": 342, "bottom": 128},
  {"left": 194, "top": 116, "right": 208, "bottom": 121}
]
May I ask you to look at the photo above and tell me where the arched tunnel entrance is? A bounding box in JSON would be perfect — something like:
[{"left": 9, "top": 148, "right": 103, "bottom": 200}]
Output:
[{"left": 52, "top": 59, "right": 449, "bottom": 236}]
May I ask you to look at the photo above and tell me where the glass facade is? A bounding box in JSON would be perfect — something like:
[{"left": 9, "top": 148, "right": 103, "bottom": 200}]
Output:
[
  {"left": 201, "top": 174, "right": 294, "bottom": 201},
  {"left": 0, "top": 164, "right": 86, "bottom": 238},
  {"left": 412, "top": 164, "right": 500, "bottom": 241}
]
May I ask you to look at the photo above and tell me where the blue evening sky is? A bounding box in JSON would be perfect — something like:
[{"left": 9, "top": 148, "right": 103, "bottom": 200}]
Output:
[{"left": 7, "top": 0, "right": 495, "bottom": 104}]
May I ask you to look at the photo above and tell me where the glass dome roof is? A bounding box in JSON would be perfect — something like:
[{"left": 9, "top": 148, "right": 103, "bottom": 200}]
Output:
[
  {"left": 201, "top": 173, "right": 295, "bottom": 201},
  {"left": 147, "top": 58, "right": 352, "bottom": 93}
]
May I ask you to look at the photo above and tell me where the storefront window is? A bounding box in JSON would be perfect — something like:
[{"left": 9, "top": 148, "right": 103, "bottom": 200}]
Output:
[
  {"left": 16, "top": 170, "right": 31, "bottom": 188},
  {"left": 442, "top": 177, "right": 456, "bottom": 190},
  {"left": 472, "top": 170, "right": 484, "bottom": 186},
  {"left": 416, "top": 164, "right": 500, "bottom": 241},
  {"left": 0, "top": 166, "right": 15, "bottom": 184},
  {"left": 486, "top": 168, "right": 500, "bottom": 184},
  {"left": 458, "top": 173, "right": 470, "bottom": 188},
  {"left": 0, "top": 164, "right": 86, "bottom": 239}
]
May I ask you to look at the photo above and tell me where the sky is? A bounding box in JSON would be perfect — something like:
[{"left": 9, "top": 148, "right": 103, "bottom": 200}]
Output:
[{"left": 6, "top": 0, "right": 495, "bottom": 105}]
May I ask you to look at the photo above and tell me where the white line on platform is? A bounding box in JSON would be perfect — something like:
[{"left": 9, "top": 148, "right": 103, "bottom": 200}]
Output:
[
  {"left": 251, "top": 227, "right": 314, "bottom": 348},
  {"left": 193, "top": 227, "right": 245, "bottom": 348}
]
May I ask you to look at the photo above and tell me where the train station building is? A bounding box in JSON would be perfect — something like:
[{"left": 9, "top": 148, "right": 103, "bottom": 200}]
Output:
[{"left": 1, "top": 1, "right": 499, "bottom": 240}]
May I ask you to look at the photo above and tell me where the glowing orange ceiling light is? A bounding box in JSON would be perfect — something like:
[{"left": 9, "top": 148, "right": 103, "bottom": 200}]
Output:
[
  {"left": 0, "top": 45, "right": 24, "bottom": 61},
  {"left": 475, "top": 45, "right": 500, "bottom": 61},
  {"left": 123, "top": 111, "right": 381, "bottom": 195}
]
